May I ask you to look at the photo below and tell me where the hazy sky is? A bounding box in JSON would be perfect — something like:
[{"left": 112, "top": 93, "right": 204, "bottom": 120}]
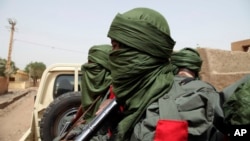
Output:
[{"left": 0, "top": 0, "right": 249, "bottom": 70}]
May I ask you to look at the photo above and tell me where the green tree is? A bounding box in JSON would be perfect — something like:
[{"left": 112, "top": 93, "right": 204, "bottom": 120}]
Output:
[
  {"left": 25, "top": 61, "right": 46, "bottom": 86},
  {"left": 0, "top": 57, "right": 18, "bottom": 77}
]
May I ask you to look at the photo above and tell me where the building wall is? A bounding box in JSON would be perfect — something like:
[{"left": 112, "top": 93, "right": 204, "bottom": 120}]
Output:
[
  {"left": 231, "top": 39, "right": 250, "bottom": 52},
  {"left": 0, "top": 71, "right": 30, "bottom": 92},
  {"left": 198, "top": 48, "right": 250, "bottom": 91},
  {"left": 12, "top": 70, "right": 29, "bottom": 82},
  {"left": 0, "top": 77, "right": 8, "bottom": 95},
  {"left": 9, "top": 81, "right": 33, "bottom": 89}
]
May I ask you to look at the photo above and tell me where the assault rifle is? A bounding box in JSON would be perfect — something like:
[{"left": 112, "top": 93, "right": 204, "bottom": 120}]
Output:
[{"left": 75, "top": 99, "right": 118, "bottom": 141}]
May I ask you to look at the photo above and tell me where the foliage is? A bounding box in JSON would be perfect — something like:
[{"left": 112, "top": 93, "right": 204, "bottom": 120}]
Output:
[
  {"left": 0, "top": 57, "right": 18, "bottom": 77},
  {"left": 0, "top": 59, "right": 5, "bottom": 76},
  {"left": 25, "top": 61, "right": 46, "bottom": 86}
]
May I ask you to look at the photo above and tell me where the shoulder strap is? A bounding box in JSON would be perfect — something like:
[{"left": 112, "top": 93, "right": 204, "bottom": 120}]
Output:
[
  {"left": 179, "top": 77, "right": 195, "bottom": 85},
  {"left": 158, "top": 80, "right": 185, "bottom": 120}
]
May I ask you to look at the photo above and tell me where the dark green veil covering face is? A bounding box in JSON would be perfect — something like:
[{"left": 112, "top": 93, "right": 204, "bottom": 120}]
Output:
[
  {"left": 171, "top": 47, "right": 202, "bottom": 76},
  {"left": 108, "top": 7, "right": 176, "bottom": 140},
  {"left": 81, "top": 44, "right": 112, "bottom": 120}
]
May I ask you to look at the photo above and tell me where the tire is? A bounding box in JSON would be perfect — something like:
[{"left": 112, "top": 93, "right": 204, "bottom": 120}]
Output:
[{"left": 39, "top": 91, "right": 81, "bottom": 141}]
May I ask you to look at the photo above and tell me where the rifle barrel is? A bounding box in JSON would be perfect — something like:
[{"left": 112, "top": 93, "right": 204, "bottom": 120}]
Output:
[{"left": 75, "top": 99, "right": 118, "bottom": 141}]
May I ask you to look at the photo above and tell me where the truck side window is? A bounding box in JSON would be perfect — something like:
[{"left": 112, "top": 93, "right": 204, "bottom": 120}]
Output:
[
  {"left": 53, "top": 74, "right": 82, "bottom": 98},
  {"left": 54, "top": 75, "right": 74, "bottom": 98}
]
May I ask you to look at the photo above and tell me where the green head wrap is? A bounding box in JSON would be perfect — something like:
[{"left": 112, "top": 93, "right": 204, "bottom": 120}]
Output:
[
  {"left": 87, "top": 45, "right": 111, "bottom": 70},
  {"left": 108, "top": 7, "right": 175, "bottom": 59},
  {"left": 81, "top": 44, "right": 112, "bottom": 120},
  {"left": 108, "top": 8, "right": 175, "bottom": 140},
  {"left": 171, "top": 47, "right": 202, "bottom": 76},
  {"left": 0, "top": 59, "right": 5, "bottom": 76}
]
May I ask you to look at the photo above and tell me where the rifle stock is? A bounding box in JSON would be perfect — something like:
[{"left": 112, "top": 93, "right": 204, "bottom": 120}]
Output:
[{"left": 75, "top": 99, "right": 118, "bottom": 141}]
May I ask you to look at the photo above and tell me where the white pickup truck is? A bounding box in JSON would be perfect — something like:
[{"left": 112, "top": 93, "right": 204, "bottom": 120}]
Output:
[{"left": 20, "top": 63, "right": 83, "bottom": 141}]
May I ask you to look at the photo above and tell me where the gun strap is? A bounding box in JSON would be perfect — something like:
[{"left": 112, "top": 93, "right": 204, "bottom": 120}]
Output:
[{"left": 60, "top": 95, "right": 102, "bottom": 140}]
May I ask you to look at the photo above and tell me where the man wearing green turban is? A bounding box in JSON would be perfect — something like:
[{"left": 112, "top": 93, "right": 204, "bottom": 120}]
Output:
[
  {"left": 171, "top": 48, "right": 225, "bottom": 140},
  {"left": 80, "top": 44, "right": 112, "bottom": 120},
  {"left": 171, "top": 47, "right": 202, "bottom": 78},
  {"left": 54, "top": 44, "right": 112, "bottom": 141},
  {"left": 107, "top": 7, "right": 176, "bottom": 140}
]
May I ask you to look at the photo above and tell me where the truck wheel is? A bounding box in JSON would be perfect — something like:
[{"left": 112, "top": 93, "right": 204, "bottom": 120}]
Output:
[{"left": 39, "top": 92, "right": 81, "bottom": 141}]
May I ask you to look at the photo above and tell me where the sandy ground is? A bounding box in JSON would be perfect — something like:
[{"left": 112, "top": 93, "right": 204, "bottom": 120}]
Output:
[{"left": 0, "top": 89, "right": 36, "bottom": 141}]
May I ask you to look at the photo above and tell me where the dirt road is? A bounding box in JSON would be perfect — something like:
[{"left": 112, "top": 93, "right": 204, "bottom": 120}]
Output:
[{"left": 0, "top": 89, "right": 36, "bottom": 141}]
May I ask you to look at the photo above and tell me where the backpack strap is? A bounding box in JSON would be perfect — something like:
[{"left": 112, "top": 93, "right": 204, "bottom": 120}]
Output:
[{"left": 179, "top": 77, "right": 195, "bottom": 85}]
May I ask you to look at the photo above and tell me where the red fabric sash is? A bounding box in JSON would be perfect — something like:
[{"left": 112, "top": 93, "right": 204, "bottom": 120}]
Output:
[
  {"left": 108, "top": 85, "right": 123, "bottom": 112},
  {"left": 154, "top": 120, "right": 188, "bottom": 141},
  {"left": 108, "top": 85, "right": 116, "bottom": 99}
]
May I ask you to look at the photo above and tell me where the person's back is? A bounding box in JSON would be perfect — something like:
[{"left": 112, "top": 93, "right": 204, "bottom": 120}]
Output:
[
  {"left": 130, "top": 47, "right": 224, "bottom": 141},
  {"left": 172, "top": 48, "right": 224, "bottom": 141}
]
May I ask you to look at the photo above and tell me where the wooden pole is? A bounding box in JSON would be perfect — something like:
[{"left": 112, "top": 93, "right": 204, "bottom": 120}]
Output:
[{"left": 6, "top": 19, "right": 16, "bottom": 89}]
